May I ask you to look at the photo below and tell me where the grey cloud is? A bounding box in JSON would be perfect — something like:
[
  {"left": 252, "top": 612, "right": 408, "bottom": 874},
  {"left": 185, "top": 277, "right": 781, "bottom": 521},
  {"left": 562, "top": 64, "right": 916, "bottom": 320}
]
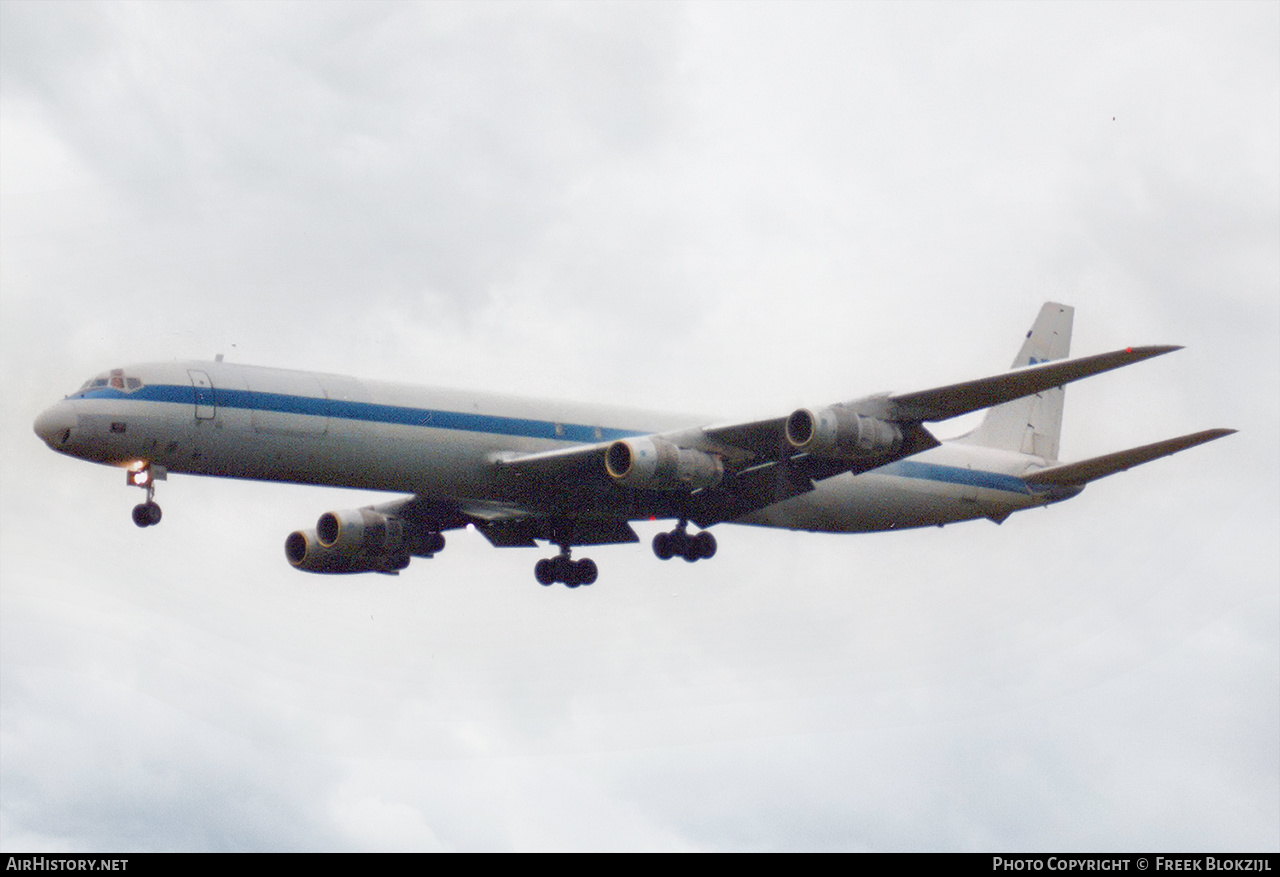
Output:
[
  {"left": 2, "top": 0, "right": 1276, "bottom": 853},
  {"left": 2, "top": 2, "right": 689, "bottom": 320}
]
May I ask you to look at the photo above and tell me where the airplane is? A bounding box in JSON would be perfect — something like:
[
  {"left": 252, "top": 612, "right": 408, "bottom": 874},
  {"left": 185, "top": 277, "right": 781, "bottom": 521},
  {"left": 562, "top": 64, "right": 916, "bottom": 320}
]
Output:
[{"left": 33, "top": 303, "right": 1234, "bottom": 587}]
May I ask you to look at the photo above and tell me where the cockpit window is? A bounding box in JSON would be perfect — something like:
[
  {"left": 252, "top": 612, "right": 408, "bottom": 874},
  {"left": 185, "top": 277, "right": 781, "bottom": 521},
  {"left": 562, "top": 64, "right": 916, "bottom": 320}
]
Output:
[{"left": 75, "top": 369, "right": 145, "bottom": 396}]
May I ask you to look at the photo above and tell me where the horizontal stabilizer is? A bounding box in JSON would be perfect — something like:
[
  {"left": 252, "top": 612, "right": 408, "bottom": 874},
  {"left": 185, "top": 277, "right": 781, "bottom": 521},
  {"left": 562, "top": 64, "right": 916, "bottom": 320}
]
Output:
[
  {"left": 1024, "top": 428, "right": 1237, "bottom": 487},
  {"left": 890, "top": 345, "right": 1182, "bottom": 423}
]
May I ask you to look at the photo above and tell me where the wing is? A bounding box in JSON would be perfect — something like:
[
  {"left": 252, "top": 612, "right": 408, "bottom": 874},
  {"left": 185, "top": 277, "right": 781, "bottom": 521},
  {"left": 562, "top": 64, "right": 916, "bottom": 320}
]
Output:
[
  {"left": 887, "top": 345, "right": 1181, "bottom": 422},
  {"left": 685, "top": 345, "right": 1182, "bottom": 462},
  {"left": 490, "top": 428, "right": 831, "bottom": 529},
  {"left": 493, "top": 344, "right": 1187, "bottom": 528},
  {"left": 365, "top": 493, "right": 641, "bottom": 550}
]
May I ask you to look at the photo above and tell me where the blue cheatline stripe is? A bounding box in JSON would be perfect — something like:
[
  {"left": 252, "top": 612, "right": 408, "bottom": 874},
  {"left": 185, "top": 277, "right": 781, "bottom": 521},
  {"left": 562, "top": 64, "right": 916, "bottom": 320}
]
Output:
[
  {"left": 70, "top": 386, "right": 1031, "bottom": 492},
  {"left": 72, "top": 384, "right": 646, "bottom": 444},
  {"left": 881, "top": 460, "right": 1030, "bottom": 495}
]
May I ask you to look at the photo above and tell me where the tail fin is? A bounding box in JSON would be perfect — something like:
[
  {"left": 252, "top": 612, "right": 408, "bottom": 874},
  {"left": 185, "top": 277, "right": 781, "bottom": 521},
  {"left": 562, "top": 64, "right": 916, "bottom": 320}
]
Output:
[{"left": 957, "top": 302, "right": 1073, "bottom": 460}]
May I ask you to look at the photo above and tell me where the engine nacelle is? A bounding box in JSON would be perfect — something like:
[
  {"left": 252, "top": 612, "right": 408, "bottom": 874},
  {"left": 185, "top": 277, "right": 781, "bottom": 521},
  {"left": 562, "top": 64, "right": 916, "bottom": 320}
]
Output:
[
  {"left": 285, "top": 527, "right": 411, "bottom": 574},
  {"left": 316, "top": 507, "right": 404, "bottom": 555},
  {"left": 605, "top": 437, "right": 724, "bottom": 491},
  {"left": 785, "top": 407, "right": 904, "bottom": 460},
  {"left": 285, "top": 507, "right": 445, "bottom": 574}
]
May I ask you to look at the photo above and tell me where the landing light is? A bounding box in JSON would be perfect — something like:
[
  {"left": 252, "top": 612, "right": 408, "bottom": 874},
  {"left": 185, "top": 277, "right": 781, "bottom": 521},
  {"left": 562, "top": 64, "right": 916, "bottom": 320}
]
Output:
[{"left": 127, "top": 467, "right": 151, "bottom": 487}]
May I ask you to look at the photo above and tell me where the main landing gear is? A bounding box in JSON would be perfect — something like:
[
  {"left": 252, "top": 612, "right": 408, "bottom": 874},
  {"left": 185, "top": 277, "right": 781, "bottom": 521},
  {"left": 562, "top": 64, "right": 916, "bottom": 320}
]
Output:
[
  {"left": 127, "top": 463, "right": 164, "bottom": 528},
  {"left": 534, "top": 546, "right": 598, "bottom": 588},
  {"left": 531, "top": 522, "right": 717, "bottom": 587},
  {"left": 652, "top": 521, "right": 717, "bottom": 563}
]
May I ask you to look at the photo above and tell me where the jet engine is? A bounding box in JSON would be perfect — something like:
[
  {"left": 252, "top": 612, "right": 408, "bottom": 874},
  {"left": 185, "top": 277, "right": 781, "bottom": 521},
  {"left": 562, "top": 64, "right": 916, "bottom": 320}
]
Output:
[
  {"left": 785, "top": 407, "right": 904, "bottom": 460},
  {"left": 285, "top": 528, "right": 410, "bottom": 574},
  {"left": 605, "top": 437, "right": 723, "bottom": 491},
  {"left": 317, "top": 507, "right": 404, "bottom": 555},
  {"left": 285, "top": 507, "right": 445, "bottom": 574}
]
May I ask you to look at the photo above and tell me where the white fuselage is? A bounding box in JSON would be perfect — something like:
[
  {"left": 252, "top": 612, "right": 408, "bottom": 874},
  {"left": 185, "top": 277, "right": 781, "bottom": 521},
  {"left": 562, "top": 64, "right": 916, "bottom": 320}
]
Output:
[{"left": 34, "top": 360, "right": 1054, "bottom": 534}]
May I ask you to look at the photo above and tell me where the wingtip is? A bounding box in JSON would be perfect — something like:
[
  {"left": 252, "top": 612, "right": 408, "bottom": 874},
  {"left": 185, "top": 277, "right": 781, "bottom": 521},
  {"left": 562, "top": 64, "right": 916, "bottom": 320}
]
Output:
[
  {"left": 1178, "top": 427, "right": 1238, "bottom": 447},
  {"left": 1132, "top": 344, "right": 1183, "bottom": 356}
]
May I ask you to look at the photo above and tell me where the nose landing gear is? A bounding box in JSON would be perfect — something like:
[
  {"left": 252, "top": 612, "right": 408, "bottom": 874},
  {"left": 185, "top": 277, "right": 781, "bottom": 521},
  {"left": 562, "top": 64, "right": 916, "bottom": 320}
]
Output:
[{"left": 127, "top": 463, "right": 166, "bottom": 528}]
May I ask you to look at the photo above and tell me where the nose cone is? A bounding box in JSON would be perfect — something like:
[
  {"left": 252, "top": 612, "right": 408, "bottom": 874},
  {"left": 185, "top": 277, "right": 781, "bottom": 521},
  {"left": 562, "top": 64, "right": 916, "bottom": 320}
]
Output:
[{"left": 34, "top": 403, "right": 76, "bottom": 448}]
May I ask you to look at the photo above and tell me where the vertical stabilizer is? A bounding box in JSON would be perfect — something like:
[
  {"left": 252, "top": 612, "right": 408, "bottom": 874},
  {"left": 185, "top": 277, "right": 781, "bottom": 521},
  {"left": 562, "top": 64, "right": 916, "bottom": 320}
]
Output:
[{"left": 957, "top": 302, "right": 1073, "bottom": 460}]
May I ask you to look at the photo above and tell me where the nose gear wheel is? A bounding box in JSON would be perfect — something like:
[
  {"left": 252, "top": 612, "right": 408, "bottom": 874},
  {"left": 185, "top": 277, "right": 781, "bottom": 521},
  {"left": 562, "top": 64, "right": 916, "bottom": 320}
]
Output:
[{"left": 132, "top": 502, "right": 162, "bottom": 527}]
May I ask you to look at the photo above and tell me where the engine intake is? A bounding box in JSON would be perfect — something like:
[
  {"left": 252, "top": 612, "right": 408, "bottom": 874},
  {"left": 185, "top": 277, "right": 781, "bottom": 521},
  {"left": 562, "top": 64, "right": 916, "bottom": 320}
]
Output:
[
  {"left": 605, "top": 437, "right": 723, "bottom": 491},
  {"left": 786, "top": 407, "right": 904, "bottom": 460}
]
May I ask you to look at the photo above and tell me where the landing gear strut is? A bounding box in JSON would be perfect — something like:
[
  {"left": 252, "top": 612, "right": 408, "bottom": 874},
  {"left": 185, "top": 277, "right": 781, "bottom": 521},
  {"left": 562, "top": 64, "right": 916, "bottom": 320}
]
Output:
[
  {"left": 534, "top": 545, "right": 598, "bottom": 588},
  {"left": 653, "top": 520, "right": 717, "bottom": 563},
  {"left": 127, "top": 463, "right": 165, "bottom": 528}
]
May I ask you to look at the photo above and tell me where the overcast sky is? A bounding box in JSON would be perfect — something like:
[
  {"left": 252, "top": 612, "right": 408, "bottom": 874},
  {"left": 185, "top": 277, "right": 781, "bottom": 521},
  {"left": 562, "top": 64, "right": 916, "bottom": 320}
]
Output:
[{"left": 2, "top": 0, "right": 1276, "bottom": 852}]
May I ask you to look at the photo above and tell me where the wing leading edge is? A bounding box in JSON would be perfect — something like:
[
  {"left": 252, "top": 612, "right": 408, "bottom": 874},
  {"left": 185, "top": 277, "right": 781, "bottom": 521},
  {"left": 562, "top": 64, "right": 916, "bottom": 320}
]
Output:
[
  {"left": 692, "top": 344, "right": 1182, "bottom": 464},
  {"left": 886, "top": 345, "right": 1181, "bottom": 422}
]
